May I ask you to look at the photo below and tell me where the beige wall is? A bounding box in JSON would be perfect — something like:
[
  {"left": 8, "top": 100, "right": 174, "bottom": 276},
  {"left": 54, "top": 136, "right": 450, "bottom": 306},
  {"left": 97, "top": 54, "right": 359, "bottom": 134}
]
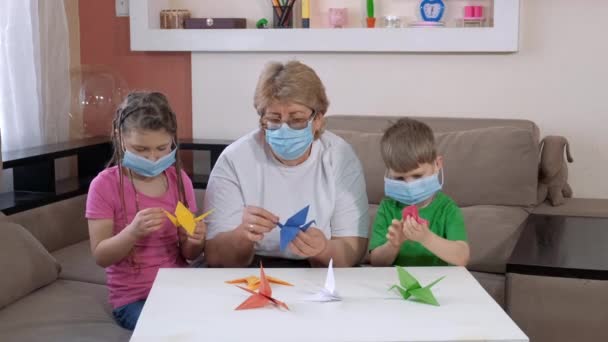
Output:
[{"left": 192, "top": 0, "right": 608, "bottom": 199}]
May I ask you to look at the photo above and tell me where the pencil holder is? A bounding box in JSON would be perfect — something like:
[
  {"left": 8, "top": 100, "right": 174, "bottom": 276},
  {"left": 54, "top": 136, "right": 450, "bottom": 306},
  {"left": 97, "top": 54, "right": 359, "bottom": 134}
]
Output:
[{"left": 273, "top": 6, "right": 294, "bottom": 28}]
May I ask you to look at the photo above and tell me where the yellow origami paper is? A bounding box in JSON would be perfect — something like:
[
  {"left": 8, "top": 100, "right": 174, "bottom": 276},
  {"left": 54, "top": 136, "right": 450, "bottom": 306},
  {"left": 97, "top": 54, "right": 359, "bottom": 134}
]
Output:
[
  {"left": 164, "top": 201, "right": 213, "bottom": 236},
  {"left": 225, "top": 275, "right": 293, "bottom": 291}
]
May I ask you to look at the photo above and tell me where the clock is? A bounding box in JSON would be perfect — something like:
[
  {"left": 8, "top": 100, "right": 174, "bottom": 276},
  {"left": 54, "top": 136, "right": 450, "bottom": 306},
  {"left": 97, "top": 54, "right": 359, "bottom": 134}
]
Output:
[{"left": 420, "top": 0, "right": 445, "bottom": 22}]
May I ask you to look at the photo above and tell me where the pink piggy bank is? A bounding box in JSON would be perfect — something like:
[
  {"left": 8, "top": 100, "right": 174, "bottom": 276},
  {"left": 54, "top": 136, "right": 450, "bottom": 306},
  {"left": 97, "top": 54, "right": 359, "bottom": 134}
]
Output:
[{"left": 329, "top": 8, "right": 348, "bottom": 28}]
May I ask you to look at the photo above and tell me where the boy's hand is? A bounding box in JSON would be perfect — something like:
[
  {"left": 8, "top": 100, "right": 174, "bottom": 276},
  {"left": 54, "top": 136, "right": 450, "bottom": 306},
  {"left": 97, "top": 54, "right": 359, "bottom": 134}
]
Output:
[
  {"left": 403, "top": 217, "right": 432, "bottom": 244},
  {"left": 386, "top": 219, "right": 408, "bottom": 248},
  {"left": 179, "top": 220, "right": 207, "bottom": 246}
]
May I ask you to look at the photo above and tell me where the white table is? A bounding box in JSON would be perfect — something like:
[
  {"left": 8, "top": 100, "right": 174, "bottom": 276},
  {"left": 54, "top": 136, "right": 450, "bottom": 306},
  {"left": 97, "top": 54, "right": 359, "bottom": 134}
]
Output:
[{"left": 131, "top": 267, "right": 528, "bottom": 342}]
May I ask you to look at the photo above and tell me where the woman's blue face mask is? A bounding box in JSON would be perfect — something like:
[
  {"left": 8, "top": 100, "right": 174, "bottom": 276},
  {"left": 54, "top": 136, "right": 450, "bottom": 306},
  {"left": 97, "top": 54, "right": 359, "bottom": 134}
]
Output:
[{"left": 263, "top": 109, "right": 317, "bottom": 161}]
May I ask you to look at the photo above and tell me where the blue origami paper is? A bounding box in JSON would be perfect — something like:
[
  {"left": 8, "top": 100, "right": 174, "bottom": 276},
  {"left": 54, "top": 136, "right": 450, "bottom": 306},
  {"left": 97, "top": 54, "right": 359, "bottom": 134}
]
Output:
[{"left": 277, "top": 206, "right": 316, "bottom": 252}]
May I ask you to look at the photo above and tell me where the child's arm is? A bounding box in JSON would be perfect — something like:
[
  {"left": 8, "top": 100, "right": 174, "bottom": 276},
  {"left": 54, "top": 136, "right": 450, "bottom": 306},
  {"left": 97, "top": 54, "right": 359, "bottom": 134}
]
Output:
[
  {"left": 403, "top": 217, "right": 470, "bottom": 266},
  {"left": 370, "top": 220, "right": 407, "bottom": 266},
  {"left": 89, "top": 208, "right": 165, "bottom": 267}
]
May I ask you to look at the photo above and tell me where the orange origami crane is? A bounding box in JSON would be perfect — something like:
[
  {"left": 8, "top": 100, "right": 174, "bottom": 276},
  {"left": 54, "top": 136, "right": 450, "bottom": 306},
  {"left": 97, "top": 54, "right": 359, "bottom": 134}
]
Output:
[
  {"left": 164, "top": 201, "right": 214, "bottom": 236},
  {"left": 233, "top": 264, "right": 289, "bottom": 311},
  {"left": 225, "top": 274, "right": 293, "bottom": 291}
]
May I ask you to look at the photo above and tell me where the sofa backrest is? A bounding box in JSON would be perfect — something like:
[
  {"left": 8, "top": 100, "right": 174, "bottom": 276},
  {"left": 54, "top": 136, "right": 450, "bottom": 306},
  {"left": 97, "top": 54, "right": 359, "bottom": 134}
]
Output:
[
  {"left": 8, "top": 195, "right": 89, "bottom": 252},
  {"left": 327, "top": 115, "right": 540, "bottom": 207}
]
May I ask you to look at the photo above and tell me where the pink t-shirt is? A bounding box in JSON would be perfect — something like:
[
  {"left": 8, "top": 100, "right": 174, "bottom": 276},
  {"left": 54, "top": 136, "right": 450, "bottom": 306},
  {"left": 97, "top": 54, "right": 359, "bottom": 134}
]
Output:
[{"left": 85, "top": 166, "right": 198, "bottom": 309}]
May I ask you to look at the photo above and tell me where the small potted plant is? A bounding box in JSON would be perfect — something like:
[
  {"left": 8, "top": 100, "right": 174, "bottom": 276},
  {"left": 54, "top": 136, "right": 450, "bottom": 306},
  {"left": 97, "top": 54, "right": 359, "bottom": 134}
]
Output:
[{"left": 366, "top": 0, "right": 376, "bottom": 28}]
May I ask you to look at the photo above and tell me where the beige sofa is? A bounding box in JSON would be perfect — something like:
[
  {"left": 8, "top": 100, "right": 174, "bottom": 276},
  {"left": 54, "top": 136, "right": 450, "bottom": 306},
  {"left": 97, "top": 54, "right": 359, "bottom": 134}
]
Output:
[
  {"left": 0, "top": 196, "right": 131, "bottom": 342},
  {"left": 0, "top": 116, "right": 605, "bottom": 341}
]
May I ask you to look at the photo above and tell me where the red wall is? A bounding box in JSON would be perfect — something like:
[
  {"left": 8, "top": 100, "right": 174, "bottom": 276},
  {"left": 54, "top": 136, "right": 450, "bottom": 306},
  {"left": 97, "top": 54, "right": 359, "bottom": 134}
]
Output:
[{"left": 79, "top": 0, "right": 192, "bottom": 139}]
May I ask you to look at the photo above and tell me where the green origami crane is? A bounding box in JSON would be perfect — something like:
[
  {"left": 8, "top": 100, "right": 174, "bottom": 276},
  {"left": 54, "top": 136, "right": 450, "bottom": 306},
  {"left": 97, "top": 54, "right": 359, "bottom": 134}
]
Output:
[{"left": 389, "top": 267, "right": 445, "bottom": 306}]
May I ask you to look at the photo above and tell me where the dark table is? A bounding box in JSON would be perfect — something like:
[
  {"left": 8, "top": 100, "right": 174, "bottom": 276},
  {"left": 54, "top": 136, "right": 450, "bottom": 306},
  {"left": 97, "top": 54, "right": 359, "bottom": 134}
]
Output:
[{"left": 507, "top": 214, "right": 608, "bottom": 280}]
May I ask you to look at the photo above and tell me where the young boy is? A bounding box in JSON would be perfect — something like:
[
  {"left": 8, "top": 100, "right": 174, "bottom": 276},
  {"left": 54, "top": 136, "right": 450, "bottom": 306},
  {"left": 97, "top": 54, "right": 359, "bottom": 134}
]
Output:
[{"left": 369, "top": 118, "right": 470, "bottom": 267}]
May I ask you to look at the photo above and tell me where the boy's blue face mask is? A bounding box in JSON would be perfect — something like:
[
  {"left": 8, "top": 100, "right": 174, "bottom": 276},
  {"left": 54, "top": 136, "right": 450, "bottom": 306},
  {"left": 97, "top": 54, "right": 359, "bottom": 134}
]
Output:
[
  {"left": 265, "top": 121, "right": 314, "bottom": 161},
  {"left": 384, "top": 169, "right": 444, "bottom": 205},
  {"left": 122, "top": 148, "right": 176, "bottom": 178}
]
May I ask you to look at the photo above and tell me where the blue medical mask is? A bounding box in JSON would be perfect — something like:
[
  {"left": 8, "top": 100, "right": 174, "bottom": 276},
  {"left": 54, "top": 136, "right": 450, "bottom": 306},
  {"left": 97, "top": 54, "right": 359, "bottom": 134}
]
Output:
[
  {"left": 265, "top": 121, "right": 314, "bottom": 161},
  {"left": 384, "top": 169, "right": 444, "bottom": 205},
  {"left": 122, "top": 149, "right": 176, "bottom": 178}
]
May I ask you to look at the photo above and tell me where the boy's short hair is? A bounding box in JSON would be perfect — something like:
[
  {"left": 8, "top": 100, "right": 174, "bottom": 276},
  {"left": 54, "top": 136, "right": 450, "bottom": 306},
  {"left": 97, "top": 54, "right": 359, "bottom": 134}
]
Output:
[{"left": 380, "top": 118, "right": 437, "bottom": 173}]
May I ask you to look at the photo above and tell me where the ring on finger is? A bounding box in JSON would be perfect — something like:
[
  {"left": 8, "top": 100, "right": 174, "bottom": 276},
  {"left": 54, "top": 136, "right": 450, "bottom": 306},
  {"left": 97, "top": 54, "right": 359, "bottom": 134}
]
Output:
[{"left": 248, "top": 223, "right": 254, "bottom": 232}]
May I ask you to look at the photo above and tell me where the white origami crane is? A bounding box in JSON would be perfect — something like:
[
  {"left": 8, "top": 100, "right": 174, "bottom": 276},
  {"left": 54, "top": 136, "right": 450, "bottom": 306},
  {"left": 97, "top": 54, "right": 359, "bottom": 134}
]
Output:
[{"left": 304, "top": 259, "right": 341, "bottom": 302}]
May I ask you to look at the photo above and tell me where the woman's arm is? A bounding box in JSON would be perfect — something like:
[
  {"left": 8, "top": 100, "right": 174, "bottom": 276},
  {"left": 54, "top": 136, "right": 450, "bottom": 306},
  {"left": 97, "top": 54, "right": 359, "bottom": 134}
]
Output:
[
  {"left": 205, "top": 206, "right": 279, "bottom": 267},
  {"left": 309, "top": 236, "right": 367, "bottom": 267},
  {"left": 205, "top": 226, "right": 256, "bottom": 267}
]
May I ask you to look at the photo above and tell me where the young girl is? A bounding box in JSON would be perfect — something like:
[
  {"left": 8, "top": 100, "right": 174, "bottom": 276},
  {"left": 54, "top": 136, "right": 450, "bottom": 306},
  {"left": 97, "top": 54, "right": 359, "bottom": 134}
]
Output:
[{"left": 86, "top": 92, "right": 206, "bottom": 331}]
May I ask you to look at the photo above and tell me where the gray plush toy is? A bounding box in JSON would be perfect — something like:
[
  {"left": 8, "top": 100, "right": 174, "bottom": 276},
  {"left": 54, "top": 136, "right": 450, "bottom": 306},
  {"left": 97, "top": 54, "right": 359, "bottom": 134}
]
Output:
[{"left": 537, "top": 136, "right": 574, "bottom": 206}]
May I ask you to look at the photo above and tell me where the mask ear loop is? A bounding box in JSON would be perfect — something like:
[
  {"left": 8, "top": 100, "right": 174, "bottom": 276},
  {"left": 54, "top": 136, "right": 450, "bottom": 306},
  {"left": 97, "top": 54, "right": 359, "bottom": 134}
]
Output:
[{"left": 438, "top": 167, "right": 445, "bottom": 187}]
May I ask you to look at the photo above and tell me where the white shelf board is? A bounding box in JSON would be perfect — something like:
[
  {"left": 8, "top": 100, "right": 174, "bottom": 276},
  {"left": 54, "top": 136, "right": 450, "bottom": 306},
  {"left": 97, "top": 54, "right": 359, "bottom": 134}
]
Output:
[{"left": 129, "top": 0, "right": 519, "bottom": 52}]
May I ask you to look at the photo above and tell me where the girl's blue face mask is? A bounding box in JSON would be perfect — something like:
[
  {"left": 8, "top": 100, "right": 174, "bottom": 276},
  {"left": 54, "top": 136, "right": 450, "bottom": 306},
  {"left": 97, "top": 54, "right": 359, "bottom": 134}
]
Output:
[
  {"left": 384, "top": 168, "right": 444, "bottom": 205},
  {"left": 122, "top": 148, "right": 176, "bottom": 178}
]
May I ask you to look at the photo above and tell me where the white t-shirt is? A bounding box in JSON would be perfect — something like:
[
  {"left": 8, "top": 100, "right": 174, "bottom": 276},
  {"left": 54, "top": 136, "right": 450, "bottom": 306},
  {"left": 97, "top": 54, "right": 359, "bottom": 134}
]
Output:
[{"left": 203, "top": 129, "right": 369, "bottom": 259}]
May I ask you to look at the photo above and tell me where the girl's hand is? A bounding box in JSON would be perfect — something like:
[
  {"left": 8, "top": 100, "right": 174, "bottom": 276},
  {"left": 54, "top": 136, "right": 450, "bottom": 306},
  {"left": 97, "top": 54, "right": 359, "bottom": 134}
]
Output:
[
  {"left": 127, "top": 208, "right": 166, "bottom": 240},
  {"left": 179, "top": 220, "right": 207, "bottom": 245}
]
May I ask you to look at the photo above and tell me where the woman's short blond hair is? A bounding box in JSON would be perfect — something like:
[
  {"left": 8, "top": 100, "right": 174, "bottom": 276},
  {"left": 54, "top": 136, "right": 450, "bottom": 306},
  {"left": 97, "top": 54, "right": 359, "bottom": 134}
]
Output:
[{"left": 254, "top": 61, "right": 330, "bottom": 116}]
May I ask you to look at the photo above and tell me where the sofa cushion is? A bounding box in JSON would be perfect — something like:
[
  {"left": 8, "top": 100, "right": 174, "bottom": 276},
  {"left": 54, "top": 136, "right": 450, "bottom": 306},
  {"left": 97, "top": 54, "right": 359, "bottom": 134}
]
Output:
[
  {"left": 436, "top": 127, "right": 538, "bottom": 207},
  {"left": 0, "top": 222, "right": 60, "bottom": 309},
  {"left": 470, "top": 271, "right": 505, "bottom": 308},
  {"left": 331, "top": 130, "right": 385, "bottom": 204},
  {"left": 8, "top": 195, "right": 89, "bottom": 252},
  {"left": 0, "top": 279, "right": 131, "bottom": 342},
  {"left": 463, "top": 205, "right": 529, "bottom": 274},
  {"left": 533, "top": 198, "right": 608, "bottom": 218},
  {"left": 52, "top": 240, "right": 106, "bottom": 285}
]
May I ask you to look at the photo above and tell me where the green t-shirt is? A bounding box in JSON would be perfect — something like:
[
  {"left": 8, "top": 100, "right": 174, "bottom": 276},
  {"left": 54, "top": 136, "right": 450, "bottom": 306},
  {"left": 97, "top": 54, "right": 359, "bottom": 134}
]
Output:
[{"left": 369, "top": 192, "right": 467, "bottom": 266}]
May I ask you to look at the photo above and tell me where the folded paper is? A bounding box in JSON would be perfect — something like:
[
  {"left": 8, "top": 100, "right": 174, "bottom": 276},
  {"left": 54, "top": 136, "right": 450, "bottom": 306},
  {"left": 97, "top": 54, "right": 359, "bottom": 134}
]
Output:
[
  {"left": 402, "top": 205, "right": 429, "bottom": 225},
  {"left": 225, "top": 274, "right": 293, "bottom": 291},
  {"left": 304, "top": 258, "right": 341, "bottom": 302},
  {"left": 277, "top": 205, "right": 316, "bottom": 251},
  {"left": 234, "top": 264, "right": 289, "bottom": 311},
  {"left": 164, "top": 201, "right": 213, "bottom": 235},
  {"left": 389, "top": 266, "right": 444, "bottom": 306}
]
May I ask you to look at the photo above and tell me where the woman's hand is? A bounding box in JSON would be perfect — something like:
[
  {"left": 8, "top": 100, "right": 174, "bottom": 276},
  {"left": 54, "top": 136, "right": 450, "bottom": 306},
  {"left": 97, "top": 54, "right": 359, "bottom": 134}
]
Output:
[
  {"left": 240, "top": 206, "right": 279, "bottom": 242},
  {"left": 289, "top": 227, "right": 328, "bottom": 258}
]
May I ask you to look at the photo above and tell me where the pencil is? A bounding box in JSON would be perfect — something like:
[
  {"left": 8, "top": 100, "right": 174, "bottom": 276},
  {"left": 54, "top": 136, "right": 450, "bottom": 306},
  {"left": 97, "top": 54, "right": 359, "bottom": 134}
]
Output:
[{"left": 302, "top": 0, "right": 310, "bottom": 28}]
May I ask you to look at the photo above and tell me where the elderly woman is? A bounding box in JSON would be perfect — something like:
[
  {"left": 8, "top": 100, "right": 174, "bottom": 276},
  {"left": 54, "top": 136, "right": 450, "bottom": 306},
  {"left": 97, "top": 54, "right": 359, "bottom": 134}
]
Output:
[{"left": 203, "top": 61, "right": 368, "bottom": 268}]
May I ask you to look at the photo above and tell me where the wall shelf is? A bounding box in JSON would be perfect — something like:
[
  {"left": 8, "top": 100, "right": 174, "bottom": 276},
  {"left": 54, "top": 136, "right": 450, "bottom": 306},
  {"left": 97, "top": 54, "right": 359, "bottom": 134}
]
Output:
[
  {"left": 1, "top": 137, "right": 230, "bottom": 215},
  {"left": 129, "top": 0, "right": 519, "bottom": 52}
]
